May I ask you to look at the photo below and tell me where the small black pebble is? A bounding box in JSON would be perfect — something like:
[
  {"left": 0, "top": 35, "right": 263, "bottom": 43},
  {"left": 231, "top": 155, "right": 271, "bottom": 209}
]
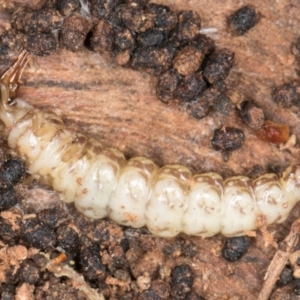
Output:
[
  {"left": 131, "top": 45, "right": 175, "bottom": 76},
  {"left": 240, "top": 100, "right": 265, "bottom": 129},
  {"left": 222, "top": 236, "right": 251, "bottom": 262},
  {"left": 24, "top": 32, "right": 58, "bottom": 56},
  {"left": 187, "top": 95, "right": 212, "bottom": 120},
  {"left": 61, "top": 14, "right": 91, "bottom": 52},
  {"left": 56, "top": 225, "right": 79, "bottom": 254},
  {"left": 272, "top": 82, "right": 300, "bottom": 108},
  {"left": 156, "top": 69, "right": 182, "bottom": 103},
  {"left": 212, "top": 91, "right": 231, "bottom": 116},
  {"left": 18, "top": 260, "right": 41, "bottom": 284},
  {"left": 114, "top": 27, "right": 136, "bottom": 52},
  {"left": 56, "top": 0, "right": 80, "bottom": 16},
  {"left": 91, "top": 20, "right": 114, "bottom": 53},
  {"left": 0, "top": 158, "right": 26, "bottom": 188},
  {"left": 212, "top": 127, "right": 245, "bottom": 152},
  {"left": 171, "top": 264, "right": 194, "bottom": 299},
  {"left": 21, "top": 219, "right": 56, "bottom": 250},
  {"left": 79, "top": 243, "right": 107, "bottom": 280},
  {"left": 294, "top": 278, "right": 300, "bottom": 295},
  {"left": 146, "top": 3, "right": 178, "bottom": 32},
  {"left": 203, "top": 48, "right": 234, "bottom": 84},
  {"left": 1, "top": 291, "right": 14, "bottom": 300},
  {"left": 37, "top": 207, "right": 69, "bottom": 229},
  {"left": 227, "top": 6, "right": 260, "bottom": 36},
  {"left": 0, "top": 188, "right": 18, "bottom": 211},
  {"left": 123, "top": 0, "right": 148, "bottom": 9},
  {"left": 138, "top": 290, "right": 161, "bottom": 300},
  {"left": 31, "top": 253, "right": 48, "bottom": 268},
  {"left": 186, "top": 293, "right": 206, "bottom": 300},
  {"left": 277, "top": 266, "right": 293, "bottom": 287},
  {"left": 0, "top": 283, "right": 15, "bottom": 300},
  {"left": 137, "top": 28, "right": 167, "bottom": 47},
  {"left": 0, "top": 216, "right": 19, "bottom": 244},
  {"left": 175, "top": 73, "right": 207, "bottom": 102},
  {"left": 91, "top": 0, "right": 122, "bottom": 19},
  {"left": 169, "top": 10, "right": 202, "bottom": 48}
]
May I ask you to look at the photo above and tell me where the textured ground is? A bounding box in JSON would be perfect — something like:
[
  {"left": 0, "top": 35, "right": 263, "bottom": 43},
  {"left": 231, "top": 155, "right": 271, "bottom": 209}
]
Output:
[{"left": 0, "top": 0, "right": 300, "bottom": 299}]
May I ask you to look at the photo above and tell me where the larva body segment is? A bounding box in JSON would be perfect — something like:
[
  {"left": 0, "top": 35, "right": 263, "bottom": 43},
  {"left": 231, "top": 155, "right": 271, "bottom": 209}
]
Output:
[
  {"left": 145, "top": 165, "right": 192, "bottom": 237},
  {"left": 74, "top": 148, "right": 125, "bottom": 220},
  {"left": 253, "top": 173, "right": 288, "bottom": 224},
  {"left": 1, "top": 51, "right": 300, "bottom": 238},
  {"left": 182, "top": 173, "right": 223, "bottom": 237},
  {"left": 222, "top": 177, "right": 257, "bottom": 236},
  {"left": 108, "top": 157, "right": 158, "bottom": 228}
]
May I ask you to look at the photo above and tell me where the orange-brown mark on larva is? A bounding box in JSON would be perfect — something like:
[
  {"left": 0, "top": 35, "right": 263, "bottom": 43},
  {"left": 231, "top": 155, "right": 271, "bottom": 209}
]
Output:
[
  {"left": 254, "top": 120, "right": 290, "bottom": 143},
  {"left": 123, "top": 212, "right": 138, "bottom": 222}
]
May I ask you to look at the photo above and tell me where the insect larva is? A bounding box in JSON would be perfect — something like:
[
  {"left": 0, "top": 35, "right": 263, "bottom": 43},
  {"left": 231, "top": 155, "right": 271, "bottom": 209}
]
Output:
[{"left": 1, "top": 50, "right": 300, "bottom": 238}]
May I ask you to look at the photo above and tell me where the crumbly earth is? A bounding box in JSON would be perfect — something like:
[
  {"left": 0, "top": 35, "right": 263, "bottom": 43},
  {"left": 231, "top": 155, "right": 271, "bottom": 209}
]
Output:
[{"left": 0, "top": 0, "right": 300, "bottom": 299}]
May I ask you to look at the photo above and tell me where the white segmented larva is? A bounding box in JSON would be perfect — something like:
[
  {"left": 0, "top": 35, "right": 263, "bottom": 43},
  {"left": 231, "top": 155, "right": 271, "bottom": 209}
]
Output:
[{"left": 1, "top": 50, "right": 300, "bottom": 238}]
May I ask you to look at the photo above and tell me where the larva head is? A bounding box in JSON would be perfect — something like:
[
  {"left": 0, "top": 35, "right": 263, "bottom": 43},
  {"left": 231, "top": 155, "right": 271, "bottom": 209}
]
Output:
[{"left": 0, "top": 50, "right": 33, "bottom": 129}]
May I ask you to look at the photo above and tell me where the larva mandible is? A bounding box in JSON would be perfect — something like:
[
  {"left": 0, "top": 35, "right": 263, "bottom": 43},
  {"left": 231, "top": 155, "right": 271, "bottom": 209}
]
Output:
[{"left": 1, "top": 50, "right": 300, "bottom": 238}]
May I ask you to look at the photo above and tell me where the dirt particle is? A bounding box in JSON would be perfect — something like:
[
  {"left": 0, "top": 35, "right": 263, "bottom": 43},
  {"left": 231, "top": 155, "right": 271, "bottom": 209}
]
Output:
[
  {"left": 79, "top": 242, "right": 107, "bottom": 280},
  {"left": 18, "top": 260, "right": 40, "bottom": 284},
  {"left": 61, "top": 14, "right": 91, "bottom": 52},
  {"left": 24, "top": 32, "right": 58, "bottom": 56},
  {"left": 203, "top": 48, "right": 234, "bottom": 84},
  {"left": 11, "top": 8, "right": 63, "bottom": 33},
  {"left": 222, "top": 236, "right": 251, "bottom": 262},
  {"left": 156, "top": 69, "right": 182, "bottom": 103},
  {"left": 137, "top": 28, "right": 167, "bottom": 48},
  {"left": 37, "top": 207, "right": 69, "bottom": 229},
  {"left": 0, "top": 158, "right": 26, "bottom": 188},
  {"left": 170, "top": 264, "right": 194, "bottom": 299},
  {"left": 56, "top": 225, "right": 79, "bottom": 254},
  {"left": 173, "top": 46, "right": 204, "bottom": 76},
  {"left": 227, "top": 5, "right": 260, "bottom": 36},
  {"left": 0, "top": 188, "right": 18, "bottom": 211},
  {"left": 91, "top": 0, "right": 122, "bottom": 20},
  {"left": 21, "top": 218, "right": 56, "bottom": 250},
  {"left": 169, "top": 10, "right": 201, "bottom": 48},
  {"left": 146, "top": 3, "right": 178, "bottom": 32},
  {"left": 240, "top": 100, "right": 265, "bottom": 129},
  {"left": 131, "top": 46, "right": 176, "bottom": 76},
  {"left": 212, "top": 126, "right": 245, "bottom": 152},
  {"left": 277, "top": 266, "right": 293, "bottom": 287},
  {"left": 272, "top": 82, "right": 300, "bottom": 108},
  {"left": 175, "top": 72, "right": 207, "bottom": 102},
  {"left": 56, "top": 0, "right": 80, "bottom": 16},
  {"left": 91, "top": 19, "right": 115, "bottom": 53}
]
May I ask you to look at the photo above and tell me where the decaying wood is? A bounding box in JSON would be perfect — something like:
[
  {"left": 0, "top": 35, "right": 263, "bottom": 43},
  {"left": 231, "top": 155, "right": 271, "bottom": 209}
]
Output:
[
  {"left": 46, "top": 253, "right": 105, "bottom": 300},
  {"left": 258, "top": 219, "right": 300, "bottom": 300},
  {"left": 1, "top": 0, "right": 300, "bottom": 299}
]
